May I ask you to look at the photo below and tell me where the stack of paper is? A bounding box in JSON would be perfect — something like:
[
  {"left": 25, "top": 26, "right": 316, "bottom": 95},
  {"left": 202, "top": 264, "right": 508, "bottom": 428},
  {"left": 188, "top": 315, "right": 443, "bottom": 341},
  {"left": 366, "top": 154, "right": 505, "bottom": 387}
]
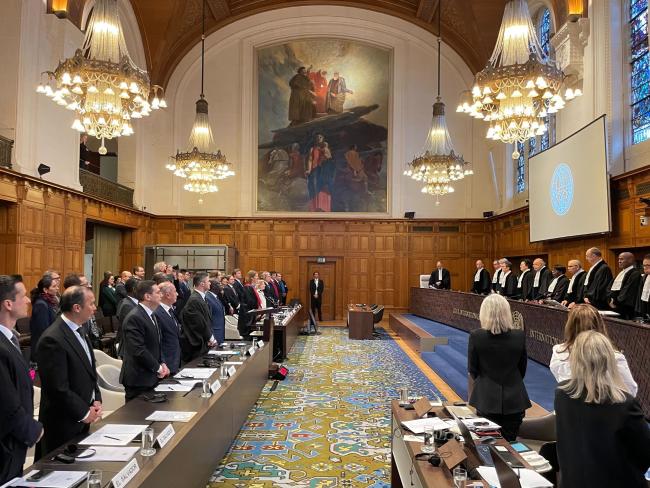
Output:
[
  {"left": 401, "top": 417, "right": 451, "bottom": 434},
  {"left": 462, "top": 417, "right": 501, "bottom": 431},
  {"left": 174, "top": 368, "right": 216, "bottom": 379},
  {"left": 77, "top": 446, "right": 140, "bottom": 462},
  {"left": 79, "top": 424, "right": 149, "bottom": 445},
  {"left": 146, "top": 411, "right": 197, "bottom": 423},
  {"left": 476, "top": 467, "right": 553, "bottom": 487},
  {"left": 4, "top": 470, "right": 88, "bottom": 488}
]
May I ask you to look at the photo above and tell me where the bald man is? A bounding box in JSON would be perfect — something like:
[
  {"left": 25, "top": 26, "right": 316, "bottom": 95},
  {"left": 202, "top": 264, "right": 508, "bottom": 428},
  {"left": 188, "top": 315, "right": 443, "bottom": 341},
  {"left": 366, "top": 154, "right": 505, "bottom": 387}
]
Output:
[
  {"left": 428, "top": 261, "right": 451, "bottom": 290},
  {"left": 491, "top": 260, "right": 502, "bottom": 293},
  {"left": 582, "top": 247, "right": 613, "bottom": 310},
  {"left": 532, "top": 258, "right": 552, "bottom": 300},
  {"left": 562, "top": 259, "right": 586, "bottom": 308},
  {"left": 608, "top": 252, "right": 641, "bottom": 320},
  {"left": 471, "top": 260, "right": 491, "bottom": 295}
]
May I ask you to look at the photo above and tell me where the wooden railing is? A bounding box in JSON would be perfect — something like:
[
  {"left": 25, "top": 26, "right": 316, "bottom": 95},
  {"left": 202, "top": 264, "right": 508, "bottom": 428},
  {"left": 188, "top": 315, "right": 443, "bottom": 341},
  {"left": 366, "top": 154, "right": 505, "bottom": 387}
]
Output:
[
  {"left": 0, "top": 135, "right": 13, "bottom": 168},
  {"left": 79, "top": 168, "right": 134, "bottom": 207}
]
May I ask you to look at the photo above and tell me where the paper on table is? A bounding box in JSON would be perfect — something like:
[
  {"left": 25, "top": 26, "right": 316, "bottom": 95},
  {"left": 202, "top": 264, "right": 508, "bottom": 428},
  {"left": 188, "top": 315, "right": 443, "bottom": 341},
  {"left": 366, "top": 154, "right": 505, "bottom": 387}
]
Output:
[
  {"left": 175, "top": 368, "right": 217, "bottom": 379},
  {"left": 76, "top": 446, "right": 140, "bottom": 462},
  {"left": 224, "top": 361, "right": 244, "bottom": 366},
  {"left": 462, "top": 417, "right": 501, "bottom": 431},
  {"left": 476, "top": 467, "right": 553, "bottom": 488},
  {"left": 9, "top": 470, "right": 88, "bottom": 488},
  {"left": 403, "top": 434, "right": 424, "bottom": 443},
  {"left": 155, "top": 383, "right": 194, "bottom": 392},
  {"left": 146, "top": 411, "right": 197, "bottom": 423},
  {"left": 79, "top": 424, "right": 149, "bottom": 445},
  {"left": 401, "top": 417, "right": 450, "bottom": 434},
  {"left": 207, "top": 350, "right": 238, "bottom": 356}
]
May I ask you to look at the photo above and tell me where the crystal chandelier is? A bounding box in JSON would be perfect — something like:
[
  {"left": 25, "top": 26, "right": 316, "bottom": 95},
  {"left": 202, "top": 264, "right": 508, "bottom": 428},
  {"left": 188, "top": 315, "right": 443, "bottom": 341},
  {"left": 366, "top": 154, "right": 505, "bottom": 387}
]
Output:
[
  {"left": 165, "top": 0, "right": 234, "bottom": 194},
  {"left": 36, "top": 0, "right": 165, "bottom": 154},
  {"left": 404, "top": 0, "right": 472, "bottom": 199},
  {"left": 456, "top": 0, "right": 581, "bottom": 158}
]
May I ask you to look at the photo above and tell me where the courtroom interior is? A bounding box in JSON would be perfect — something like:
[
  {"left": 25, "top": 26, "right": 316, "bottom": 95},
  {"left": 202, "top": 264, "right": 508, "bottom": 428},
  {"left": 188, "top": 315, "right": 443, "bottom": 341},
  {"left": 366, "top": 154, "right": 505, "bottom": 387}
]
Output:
[{"left": 1, "top": 0, "right": 650, "bottom": 487}]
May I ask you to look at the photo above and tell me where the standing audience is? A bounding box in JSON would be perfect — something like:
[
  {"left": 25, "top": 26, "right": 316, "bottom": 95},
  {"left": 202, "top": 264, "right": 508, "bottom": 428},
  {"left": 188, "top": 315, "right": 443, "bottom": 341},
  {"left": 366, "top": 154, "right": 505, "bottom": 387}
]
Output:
[
  {"left": 180, "top": 272, "right": 215, "bottom": 362},
  {"left": 29, "top": 274, "right": 59, "bottom": 362}
]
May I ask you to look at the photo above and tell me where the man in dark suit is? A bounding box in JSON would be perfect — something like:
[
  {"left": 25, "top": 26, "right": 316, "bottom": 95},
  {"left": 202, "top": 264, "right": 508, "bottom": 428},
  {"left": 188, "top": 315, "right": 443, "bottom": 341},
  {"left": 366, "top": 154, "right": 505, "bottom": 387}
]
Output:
[
  {"left": 206, "top": 280, "right": 226, "bottom": 345},
  {"left": 470, "top": 260, "right": 491, "bottom": 295},
  {"left": 515, "top": 259, "right": 534, "bottom": 300},
  {"left": 180, "top": 272, "right": 215, "bottom": 362},
  {"left": 0, "top": 276, "right": 43, "bottom": 483},
  {"left": 583, "top": 247, "right": 614, "bottom": 310},
  {"left": 263, "top": 272, "right": 279, "bottom": 307},
  {"left": 491, "top": 259, "right": 502, "bottom": 292},
  {"left": 277, "top": 272, "right": 288, "bottom": 305},
  {"left": 562, "top": 259, "right": 586, "bottom": 307},
  {"left": 532, "top": 258, "right": 552, "bottom": 300},
  {"left": 497, "top": 260, "right": 518, "bottom": 298},
  {"left": 608, "top": 252, "right": 642, "bottom": 320},
  {"left": 115, "top": 277, "right": 138, "bottom": 358},
  {"left": 231, "top": 269, "right": 246, "bottom": 303},
  {"left": 543, "top": 265, "right": 570, "bottom": 303},
  {"left": 114, "top": 270, "right": 132, "bottom": 302},
  {"left": 223, "top": 275, "right": 239, "bottom": 315},
  {"left": 309, "top": 272, "right": 324, "bottom": 321},
  {"left": 428, "top": 261, "right": 451, "bottom": 289},
  {"left": 154, "top": 281, "right": 182, "bottom": 375},
  {"left": 121, "top": 280, "right": 169, "bottom": 400},
  {"left": 173, "top": 268, "right": 191, "bottom": 315},
  {"left": 36, "top": 286, "right": 102, "bottom": 458},
  {"left": 239, "top": 271, "right": 261, "bottom": 338}
]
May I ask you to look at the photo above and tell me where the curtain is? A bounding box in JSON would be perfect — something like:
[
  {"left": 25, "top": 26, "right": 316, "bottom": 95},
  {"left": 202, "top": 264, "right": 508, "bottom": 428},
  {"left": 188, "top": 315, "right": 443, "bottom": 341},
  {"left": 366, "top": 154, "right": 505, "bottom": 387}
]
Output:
[{"left": 92, "top": 225, "right": 122, "bottom": 297}]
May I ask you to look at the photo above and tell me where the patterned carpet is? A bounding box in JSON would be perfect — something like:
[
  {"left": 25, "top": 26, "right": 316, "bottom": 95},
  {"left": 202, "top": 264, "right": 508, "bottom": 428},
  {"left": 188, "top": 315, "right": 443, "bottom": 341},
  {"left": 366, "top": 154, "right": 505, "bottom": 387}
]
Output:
[{"left": 209, "top": 327, "right": 445, "bottom": 487}]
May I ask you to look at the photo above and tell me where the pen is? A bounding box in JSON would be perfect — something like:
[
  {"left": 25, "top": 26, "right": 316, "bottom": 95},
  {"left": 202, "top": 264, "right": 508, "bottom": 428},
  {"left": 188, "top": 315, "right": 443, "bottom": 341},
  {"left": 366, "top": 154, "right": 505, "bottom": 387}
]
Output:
[{"left": 104, "top": 435, "right": 121, "bottom": 441}]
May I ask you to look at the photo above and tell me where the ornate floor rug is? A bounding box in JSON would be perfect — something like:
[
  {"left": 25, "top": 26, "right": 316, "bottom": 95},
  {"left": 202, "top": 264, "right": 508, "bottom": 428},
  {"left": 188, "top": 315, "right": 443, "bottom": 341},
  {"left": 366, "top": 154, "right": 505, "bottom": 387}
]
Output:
[{"left": 209, "top": 327, "right": 446, "bottom": 487}]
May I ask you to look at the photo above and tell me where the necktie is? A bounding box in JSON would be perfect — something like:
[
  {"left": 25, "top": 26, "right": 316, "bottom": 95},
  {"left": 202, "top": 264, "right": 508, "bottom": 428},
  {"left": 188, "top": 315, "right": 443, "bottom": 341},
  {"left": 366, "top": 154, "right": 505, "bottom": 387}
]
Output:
[
  {"left": 75, "top": 328, "right": 92, "bottom": 365},
  {"left": 151, "top": 313, "right": 161, "bottom": 345},
  {"left": 168, "top": 309, "right": 180, "bottom": 330},
  {"left": 10, "top": 331, "right": 20, "bottom": 351}
]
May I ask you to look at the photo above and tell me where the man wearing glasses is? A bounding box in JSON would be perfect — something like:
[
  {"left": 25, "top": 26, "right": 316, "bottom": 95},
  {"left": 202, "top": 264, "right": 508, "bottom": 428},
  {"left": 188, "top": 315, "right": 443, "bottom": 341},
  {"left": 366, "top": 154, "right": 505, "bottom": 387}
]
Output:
[{"left": 561, "top": 260, "right": 586, "bottom": 308}]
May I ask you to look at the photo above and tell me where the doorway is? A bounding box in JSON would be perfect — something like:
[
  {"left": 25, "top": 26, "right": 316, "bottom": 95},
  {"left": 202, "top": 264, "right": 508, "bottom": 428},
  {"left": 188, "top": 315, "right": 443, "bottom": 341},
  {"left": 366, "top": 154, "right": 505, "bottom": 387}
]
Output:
[{"left": 305, "top": 261, "right": 337, "bottom": 321}]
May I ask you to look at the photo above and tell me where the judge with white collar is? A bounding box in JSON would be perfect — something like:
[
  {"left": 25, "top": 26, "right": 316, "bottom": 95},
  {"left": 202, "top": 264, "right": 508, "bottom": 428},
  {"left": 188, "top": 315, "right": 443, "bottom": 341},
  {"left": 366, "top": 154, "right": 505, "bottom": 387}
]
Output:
[
  {"left": 491, "top": 259, "right": 502, "bottom": 293},
  {"left": 608, "top": 252, "right": 641, "bottom": 320},
  {"left": 428, "top": 261, "right": 451, "bottom": 290},
  {"left": 543, "top": 265, "right": 569, "bottom": 303},
  {"left": 635, "top": 254, "right": 650, "bottom": 318},
  {"left": 497, "top": 259, "right": 518, "bottom": 298},
  {"left": 470, "top": 260, "right": 491, "bottom": 295},
  {"left": 563, "top": 260, "right": 587, "bottom": 307},
  {"left": 582, "top": 247, "right": 614, "bottom": 310},
  {"left": 515, "top": 259, "right": 534, "bottom": 301}
]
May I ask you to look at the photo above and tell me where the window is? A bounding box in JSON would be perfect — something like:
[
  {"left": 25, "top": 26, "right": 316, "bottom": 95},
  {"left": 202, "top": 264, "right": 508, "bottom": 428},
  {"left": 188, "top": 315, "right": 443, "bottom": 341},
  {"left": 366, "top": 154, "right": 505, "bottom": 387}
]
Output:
[
  {"left": 516, "top": 141, "right": 526, "bottom": 194},
  {"left": 630, "top": 0, "right": 650, "bottom": 144},
  {"left": 539, "top": 8, "right": 552, "bottom": 57}
]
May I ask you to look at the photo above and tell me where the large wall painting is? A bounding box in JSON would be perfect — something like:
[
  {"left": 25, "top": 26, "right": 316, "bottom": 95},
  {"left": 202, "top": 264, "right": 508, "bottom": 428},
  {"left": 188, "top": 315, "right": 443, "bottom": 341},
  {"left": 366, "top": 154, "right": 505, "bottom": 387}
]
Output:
[{"left": 257, "top": 39, "right": 390, "bottom": 213}]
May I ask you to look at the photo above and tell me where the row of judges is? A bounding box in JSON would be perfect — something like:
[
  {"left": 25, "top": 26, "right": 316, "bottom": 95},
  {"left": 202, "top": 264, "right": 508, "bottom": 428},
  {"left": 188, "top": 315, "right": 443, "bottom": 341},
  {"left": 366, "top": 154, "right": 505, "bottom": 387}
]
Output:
[{"left": 434, "top": 247, "right": 650, "bottom": 320}]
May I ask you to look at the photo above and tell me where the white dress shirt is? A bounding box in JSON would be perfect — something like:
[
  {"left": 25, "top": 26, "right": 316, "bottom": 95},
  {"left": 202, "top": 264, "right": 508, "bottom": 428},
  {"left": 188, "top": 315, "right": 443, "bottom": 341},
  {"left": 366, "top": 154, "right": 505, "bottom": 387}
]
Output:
[
  {"left": 533, "top": 267, "right": 546, "bottom": 287},
  {"left": 313, "top": 279, "right": 319, "bottom": 297},
  {"left": 567, "top": 269, "right": 584, "bottom": 293}
]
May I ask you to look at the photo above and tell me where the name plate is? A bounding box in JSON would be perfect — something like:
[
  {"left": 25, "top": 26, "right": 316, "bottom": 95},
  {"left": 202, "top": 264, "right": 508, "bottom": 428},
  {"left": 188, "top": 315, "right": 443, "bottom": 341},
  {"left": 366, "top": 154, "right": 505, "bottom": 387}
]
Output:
[
  {"left": 155, "top": 424, "right": 175, "bottom": 449},
  {"left": 248, "top": 346, "right": 256, "bottom": 356},
  {"left": 257, "top": 340, "right": 264, "bottom": 348},
  {"left": 210, "top": 379, "right": 221, "bottom": 394},
  {"left": 227, "top": 366, "right": 237, "bottom": 377},
  {"left": 112, "top": 458, "right": 140, "bottom": 488}
]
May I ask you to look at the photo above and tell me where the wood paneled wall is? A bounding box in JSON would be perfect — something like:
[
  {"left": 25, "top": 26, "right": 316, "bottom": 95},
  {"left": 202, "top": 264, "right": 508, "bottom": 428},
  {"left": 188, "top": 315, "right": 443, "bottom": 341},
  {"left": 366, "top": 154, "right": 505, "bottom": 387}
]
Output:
[{"left": 3, "top": 165, "right": 650, "bottom": 317}]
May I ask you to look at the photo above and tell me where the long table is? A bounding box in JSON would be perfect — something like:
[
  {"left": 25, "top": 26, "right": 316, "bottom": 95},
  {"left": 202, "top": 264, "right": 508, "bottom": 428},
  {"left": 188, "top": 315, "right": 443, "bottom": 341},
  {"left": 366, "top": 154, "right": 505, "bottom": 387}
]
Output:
[
  {"left": 25, "top": 342, "right": 271, "bottom": 487},
  {"left": 410, "top": 287, "right": 650, "bottom": 417},
  {"left": 273, "top": 306, "right": 303, "bottom": 360}
]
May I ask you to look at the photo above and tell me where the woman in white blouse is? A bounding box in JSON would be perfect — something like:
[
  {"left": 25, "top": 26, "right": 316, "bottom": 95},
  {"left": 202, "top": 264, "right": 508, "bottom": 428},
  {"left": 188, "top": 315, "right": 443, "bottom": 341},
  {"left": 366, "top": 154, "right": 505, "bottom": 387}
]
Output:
[{"left": 550, "top": 304, "right": 638, "bottom": 396}]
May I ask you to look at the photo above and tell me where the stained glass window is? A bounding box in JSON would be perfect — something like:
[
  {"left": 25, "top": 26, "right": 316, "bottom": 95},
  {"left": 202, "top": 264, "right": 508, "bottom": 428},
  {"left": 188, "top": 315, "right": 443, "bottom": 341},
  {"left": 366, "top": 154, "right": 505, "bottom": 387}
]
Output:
[
  {"left": 631, "top": 0, "right": 650, "bottom": 144},
  {"left": 539, "top": 8, "right": 552, "bottom": 58},
  {"left": 528, "top": 135, "right": 537, "bottom": 157},
  {"left": 516, "top": 141, "right": 526, "bottom": 194}
]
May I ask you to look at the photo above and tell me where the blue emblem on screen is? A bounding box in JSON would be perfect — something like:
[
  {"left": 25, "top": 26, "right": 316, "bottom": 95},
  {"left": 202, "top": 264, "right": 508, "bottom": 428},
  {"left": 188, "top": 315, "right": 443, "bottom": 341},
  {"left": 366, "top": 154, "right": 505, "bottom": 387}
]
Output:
[{"left": 550, "top": 163, "right": 574, "bottom": 216}]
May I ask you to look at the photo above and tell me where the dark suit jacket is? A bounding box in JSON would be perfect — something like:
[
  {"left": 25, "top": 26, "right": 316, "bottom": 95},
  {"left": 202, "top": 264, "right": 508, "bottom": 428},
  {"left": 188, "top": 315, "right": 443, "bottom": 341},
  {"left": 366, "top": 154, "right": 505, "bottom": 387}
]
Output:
[
  {"left": 532, "top": 266, "right": 552, "bottom": 300},
  {"left": 36, "top": 317, "right": 101, "bottom": 457},
  {"left": 173, "top": 280, "right": 191, "bottom": 315},
  {"left": 498, "top": 272, "right": 518, "bottom": 298},
  {"left": 514, "top": 270, "right": 534, "bottom": 300},
  {"left": 428, "top": 269, "right": 451, "bottom": 289},
  {"left": 555, "top": 387, "right": 650, "bottom": 488},
  {"left": 491, "top": 269, "right": 502, "bottom": 292},
  {"left": 565, "top": 270, "right": 586, "bottom": 304},
  {"left": 608, "top": 268, "right": 642, "bottom": 318},
  {"left": 120, "top": 305, "right": 162, "bottom": 391},
  {"left": 264, "top": 283, "right": 279, "bottom": 307},
  {"left": 179, "top": 291, "right": 212, "bottom": 362},
  {"left": 0, "top": 334, "right": 42, "bottom": 483},
  {"left": 205, "top": 292, "right": 225, "bottom": 345},
  {"left": 546, "top": 275, "right": 569, "bottom": 302},
  {"left": 223, "top": 285, "right": 240, "bottom": 313},
  {"left": 309, "top": 279, "right": 324, "bottom": 299},
  {"left": 29, "top": 297, "right": 57, "bottom": 362},
  {"left": 154, "top": 306, "right": 182, "bottom": 375},
  {"left": 468, "top": 328, "right": 530, "bottom": 415},
  {"left": 238, "top": 285, "right": 261, "bottom": 335},
  {"left": 115, "top": 297, "right": 137, "bottom": 357},
  {"left": 114, "top": 282, "right": 127, "bottom": 301},
  {"left": 470, "top": 268, "right": 491, "bottom": 295},
  {"left": 583, "top": 260, "right": 614, "bottom": 309},
  {"left": 233, "top": 279, "right": 246, "bottom": 302}
]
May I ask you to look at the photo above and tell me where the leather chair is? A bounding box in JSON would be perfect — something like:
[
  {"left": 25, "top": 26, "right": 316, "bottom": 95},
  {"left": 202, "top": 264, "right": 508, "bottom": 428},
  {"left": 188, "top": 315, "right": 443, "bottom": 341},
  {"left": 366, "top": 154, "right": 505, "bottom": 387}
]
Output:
[
  {"left": 419, "top": 275, "right": 430, "bottom": 288},
  {"left": 94, "top": 348, "right": 123, "bottom": 368},
  {"left": 96, "top": 363, "right": 125, "bottom": 392},
  {"left": 98, "top": 385, "right": 125, "bottom": 418},
  {"left": 225, "top": 314, "right": 243, "bottom": 340}
]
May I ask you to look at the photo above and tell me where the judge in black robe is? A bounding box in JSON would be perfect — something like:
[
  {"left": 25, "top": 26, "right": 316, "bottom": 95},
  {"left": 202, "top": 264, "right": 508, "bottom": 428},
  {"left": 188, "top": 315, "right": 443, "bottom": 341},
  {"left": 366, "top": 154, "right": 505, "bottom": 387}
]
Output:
[
  {"left": 562, "top": 260, "right": 587, "bottom": 306},
  {"left": 470, "top": 260, "right": 491, "bottom": 295},
  {"left": 582, "top": 248, "right": 614, "bottom": 310},
  {"left": 428, "top": 262, "right": 451, "bottom": 289},
  {"left": 544, "top": 266, "right": 570, "bottom": 303},
  {"left": 497, "top": 261, "right": 518, "bottom": 298},
  {"left": 514, "top": 259, "right": 534, "bottom": 301},
  {"left": 608, "top": 252, "right": 642, "bottom": 320},
  {"left": 491, "top": 260, "right": 502, "bottom": 293},
  {"left": 635, "top": 255, "right": 650, "bottom": 318},
  {"left": 532, "top": 259, "right": 553, "bottom": 300}
]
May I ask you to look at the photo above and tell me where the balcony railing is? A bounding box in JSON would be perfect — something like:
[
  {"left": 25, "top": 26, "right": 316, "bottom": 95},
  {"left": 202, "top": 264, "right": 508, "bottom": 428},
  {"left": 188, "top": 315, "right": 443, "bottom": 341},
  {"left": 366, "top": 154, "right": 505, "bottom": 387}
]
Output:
[
  {"left": 0, "top": 135, "right": 13, "bottom": 169},
  {"left": 79, "top": 169, "right": 134, "bottom": 207}
]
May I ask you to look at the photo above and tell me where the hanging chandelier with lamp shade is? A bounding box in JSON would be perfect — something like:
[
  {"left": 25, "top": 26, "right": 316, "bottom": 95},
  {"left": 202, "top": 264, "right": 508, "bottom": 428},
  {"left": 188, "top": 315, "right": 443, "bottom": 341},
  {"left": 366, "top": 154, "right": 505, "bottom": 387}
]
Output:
[
  {"left": 456, "top": 0, "right": 581, "bottom": 158},
  {"left": 165, "top": 0, "right": 234, "bottom": 195},
  {"left": 36, "top": 0, "right": 165, "bottom": 155},
  {"left": 404, "top": 0, "right": 472, "bottom": 201}
]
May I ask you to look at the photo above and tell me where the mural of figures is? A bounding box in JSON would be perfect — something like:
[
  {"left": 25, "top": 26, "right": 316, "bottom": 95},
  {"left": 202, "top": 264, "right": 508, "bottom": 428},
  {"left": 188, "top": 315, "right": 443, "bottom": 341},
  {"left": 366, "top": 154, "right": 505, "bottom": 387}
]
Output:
[{"left": 257, "top": 39, "right": 390, "bottom": 213}]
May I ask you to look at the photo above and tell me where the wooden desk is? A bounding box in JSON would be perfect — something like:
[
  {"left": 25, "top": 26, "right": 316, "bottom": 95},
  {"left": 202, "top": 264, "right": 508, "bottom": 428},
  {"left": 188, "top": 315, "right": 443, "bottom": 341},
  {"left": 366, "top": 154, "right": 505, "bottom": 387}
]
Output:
[
  {"left": 391, "top": 401, "right": 532, "bottom": 488},
  {"left": 273, "top": 306, "right": 302, "bottom": 360},
  {"left": 28, "top": 343, "right": 271, "bottom": 488},
  {"left": 347, "top": 304, "right": 374, "bottom": 339}
]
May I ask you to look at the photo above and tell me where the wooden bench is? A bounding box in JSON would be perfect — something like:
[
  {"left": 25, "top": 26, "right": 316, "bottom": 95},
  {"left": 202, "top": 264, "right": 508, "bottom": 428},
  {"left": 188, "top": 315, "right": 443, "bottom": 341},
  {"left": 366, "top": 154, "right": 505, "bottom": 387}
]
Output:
[{"left": 388, "top": 313, "right": 447, "bottom": 354}]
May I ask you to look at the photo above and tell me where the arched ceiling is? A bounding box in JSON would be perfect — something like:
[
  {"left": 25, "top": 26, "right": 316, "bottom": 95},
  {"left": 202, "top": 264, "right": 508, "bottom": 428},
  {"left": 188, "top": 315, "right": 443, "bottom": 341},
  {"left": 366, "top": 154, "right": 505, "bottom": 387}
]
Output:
[{"left": 68, "top": 0, "right": 573, "bottom": 87}]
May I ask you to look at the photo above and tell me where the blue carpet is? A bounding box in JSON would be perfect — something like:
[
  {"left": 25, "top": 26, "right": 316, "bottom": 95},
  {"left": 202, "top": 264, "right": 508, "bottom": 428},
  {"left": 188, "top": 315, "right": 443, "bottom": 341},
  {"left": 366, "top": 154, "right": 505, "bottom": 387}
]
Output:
[{"left": 405, "top": 314, "right": 558, "bottom": 412}]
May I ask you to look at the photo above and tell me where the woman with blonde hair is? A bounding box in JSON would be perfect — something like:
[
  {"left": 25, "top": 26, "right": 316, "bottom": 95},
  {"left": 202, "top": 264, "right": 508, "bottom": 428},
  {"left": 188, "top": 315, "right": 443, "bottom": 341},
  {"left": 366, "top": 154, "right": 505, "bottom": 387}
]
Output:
[
  {"left": 468, "top": 294, "right": 531, "bottom": 440},
  {"left": 555, "top": 330, "right": 650, "bottom": 487},
  {"left": 550, "top": 303, "right": 637, "bottom": 395}
]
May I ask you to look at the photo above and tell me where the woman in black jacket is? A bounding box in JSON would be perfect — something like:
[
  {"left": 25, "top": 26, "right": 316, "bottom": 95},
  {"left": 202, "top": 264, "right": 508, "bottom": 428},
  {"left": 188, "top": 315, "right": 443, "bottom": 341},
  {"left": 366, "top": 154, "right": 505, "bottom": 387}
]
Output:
[
  {"left": 29, "top": 275, "right": 59, "bottom": 362},
  {"left": 468, "top": 294, "right": 531, "bottom": 440},
  {"left": 555, "top": 330, "right": 650, "bottom": 488}
]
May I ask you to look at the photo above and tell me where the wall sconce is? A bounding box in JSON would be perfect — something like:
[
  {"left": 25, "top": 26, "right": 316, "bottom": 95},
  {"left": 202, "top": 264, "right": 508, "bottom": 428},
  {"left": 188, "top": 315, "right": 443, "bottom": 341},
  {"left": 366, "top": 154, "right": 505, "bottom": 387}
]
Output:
[{"left": 48, "top": 0, "right": 69, "bottom": 19}]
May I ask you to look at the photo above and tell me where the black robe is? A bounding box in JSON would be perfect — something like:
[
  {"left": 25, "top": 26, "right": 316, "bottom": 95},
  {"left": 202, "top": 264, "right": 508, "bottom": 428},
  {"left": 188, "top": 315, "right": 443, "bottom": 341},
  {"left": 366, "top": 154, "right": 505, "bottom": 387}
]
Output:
[
  {"left": 583, "top": 261, "right": 614, "bottom": 310},
  {"left": 471, "top": 268, "right": 491, "bottom": 295},
  {"left": 546, "top": 275, "right": 569, "bottom": 303},
  {"left": 635, "top": 274, "right": 650, "bottom": 318},
  {"left": 491, "top": 269, "right": 502, "bottom": 292},
  {"left": 498, "top": 272, "right": 518, "bottom": 298},
  {"left": 565, "top": 270, "right": 586, "bottom": 304},
  {"left": 532, "top": 267, "right": 553, "bottom": 300},
  {"left": 514, "top": 270, "right": 534, "bottom": 300},
  {"left": 608, "top": 267, "right": 642, "bottom": 319}
]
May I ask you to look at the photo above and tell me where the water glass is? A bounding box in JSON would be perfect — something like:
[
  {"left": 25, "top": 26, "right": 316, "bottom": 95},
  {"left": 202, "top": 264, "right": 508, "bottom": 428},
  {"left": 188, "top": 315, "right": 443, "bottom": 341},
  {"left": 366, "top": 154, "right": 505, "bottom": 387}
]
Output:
[
  {"left": 220, "top": 363, "right": 228, "bottom": 380},
  {"left": 421, "top": 425, "right": 435, "bottom": 453},
  {"left": 140, "top": 427, "right": 156, "bottom": 457},
  {"left": 201, "top": 378, "right": 212, "bottom": 398},
  {"left": 87, "top": 470, "right": 102, "bottom": 488},
  {"left": 453, "top": 466, "right": 467, "bottom": 488},
  {"left": 398, "top": 387, "right": 409, "bottom": 405}
]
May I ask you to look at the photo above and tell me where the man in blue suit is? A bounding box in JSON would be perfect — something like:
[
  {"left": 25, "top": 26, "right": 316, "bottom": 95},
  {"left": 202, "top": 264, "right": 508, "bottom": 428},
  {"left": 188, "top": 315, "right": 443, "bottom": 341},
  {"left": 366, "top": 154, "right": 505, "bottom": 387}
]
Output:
[
  {"left": 154, "top": 281, "right": 182, "bottom": 375},
  {"left": 206, "top": 280, "right": 226, "bottom": 345}
]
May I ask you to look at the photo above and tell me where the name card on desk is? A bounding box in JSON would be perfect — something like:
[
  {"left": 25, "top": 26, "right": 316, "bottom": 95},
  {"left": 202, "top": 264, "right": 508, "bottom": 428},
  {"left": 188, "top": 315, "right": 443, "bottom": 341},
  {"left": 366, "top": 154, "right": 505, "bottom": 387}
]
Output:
[
  {"left": 155, "top": 424, "right": 175, "bottom": 449},
  {"left": 248, "top": 346, "right": 256, "bottom": 356},
  {"left": 210, "top": 379, "right": 221, "bottom": 394},
  {"left": 112, "top": 458, "right": 140, "bottom": 488},
  {"left": 257, "top": 340, "right": 264, "bottom": 348},
  {"left": 227, "top": 366, "right": 237, "bottom": 377}
]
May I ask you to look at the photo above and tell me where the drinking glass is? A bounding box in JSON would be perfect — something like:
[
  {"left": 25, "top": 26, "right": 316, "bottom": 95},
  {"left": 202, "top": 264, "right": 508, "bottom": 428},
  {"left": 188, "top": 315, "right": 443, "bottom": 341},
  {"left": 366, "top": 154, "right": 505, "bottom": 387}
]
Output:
[
  {"left": 220, "top": 363, "right": 228, "bottom": 380},
  {"left": 398, "top": 387, "right": 409, "bottom": 405},
  {"left": 421, "top": 425, "right": 435, "bottom": 453},
  {"left": 87, "top": 470, "right": 102, "bottom": 488},
  {"left": 453, "top": 466, "right": 467, "bottom": 488},
  {"left": 201, "top": 378, "right": 212, "bottom": 398},
  {"left": 140, "top": 427, "right": 156, "bottom": 457}
]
